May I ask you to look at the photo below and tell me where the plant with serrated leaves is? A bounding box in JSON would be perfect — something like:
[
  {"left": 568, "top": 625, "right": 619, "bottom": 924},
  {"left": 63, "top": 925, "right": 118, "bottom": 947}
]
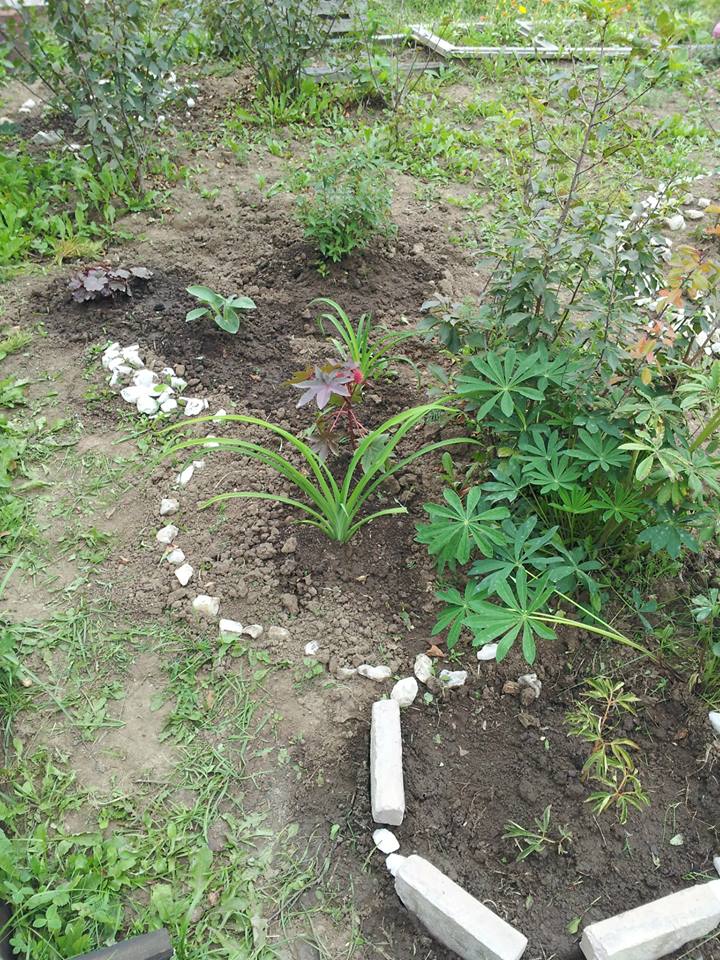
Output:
[
  {"left": 295, "top": 145, "right": 396, "bottom": 263},
  {"left": 21, "top": 0, "right": 189, "bottom": 187},
  {"left": 503, "top": 805, "right": 572, "bottom": 861},
  {"left": 165, "top": 403, "right": 473, "bottom": 543},
  {"left": 211, "top": 0, "right": 332, "bottom": 96},
  {"left": 68, "top": 265, "right": 152, "bottom": 302},
  {"left": 566, "top": 677, "right": 649, "bottom": 823},
  {"left": 185, "top": 286, "right": 257, "bottom": 335}
]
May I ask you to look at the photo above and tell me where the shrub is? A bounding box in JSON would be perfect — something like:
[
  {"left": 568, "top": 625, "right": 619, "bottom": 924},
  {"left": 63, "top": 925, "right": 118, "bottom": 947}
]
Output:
[
  {"left": 295, "top": 146, "right": 396, "bottom": 262},
  {"left": 23, "top": 0, "right": 187, "bottom": 187},
  {"left": 208, "top": 0, "right": 329, "bottom": 95}
]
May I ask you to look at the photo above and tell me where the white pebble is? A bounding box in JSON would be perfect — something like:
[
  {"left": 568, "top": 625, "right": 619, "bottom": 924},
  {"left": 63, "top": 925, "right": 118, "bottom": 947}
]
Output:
[
  {"left": 386, "top": 853, "right": 406, "bottom": 877},
  {"left": 192, "top": 594, "right": 220, "bottom": 618},
  {"left": 161, "top": 397, "right": 178, "bottom": 414},
  {"left": 219, "top": 618, "right": 243, "bottom": 635},
  {"left": 133, "top": 368, "right": 157, "bottom": 388},
  {"left": 174, "top": 563, "right": 193, "bottom": 586},
  {"left": 686, "top": 208, "right": 705, "bottom": 220},
  {"left": 714, "top": 855, "right": 720, "bottom": 877},
  {"left": 304, "top": 640, "right": 320, "bottom": 656},
  {"left": 166, "top": 548, "right": 185, "bottom": 565},
  {"left": 187, "top": 97, "right": 195, "bottom": 107},
  {"left": 336, "top": 666, "right": 357, "bottom": 679},
  {"left": 156, "top": 524, "right": 179, "bottom": 545},
  {"left": 243, "top": 624, "right": 263, "bottom": 640},
  {"left": 391, "top": 677, "right": 418, "bottom": 707},
  {"left": 358, "top": 664, "right": 392, "bottom": 682},
  {"left": 177, "top": 464, "right": 194, "bottom": 486},
  {"left": 697, "top": 198, "right": 711, "bottom": 208},
  {"left": 665, "top": 214, "right": 685, "bottom": 231},
  {"left": 373, "top": 829, "right": 400, "bottom": 854},
  {"left": 439, "top": 669, "right": 467, "bottom": 689},
  {"left": 477, "top": 644, "right": 498, "bottom": 661},
  {"left": 414, "top": 653, "right": 433, "bottom": 684},
  {"left": 120, "top": 385, "right": 145, "bottom": 403},
  {"left": 160, "top": 498, "right": 179, "bottom": 516},
  {"left": 137, "top": 395, "right": 159, "bottom": 415},
  {"left": 709, "top": 711, "right": 720, "bottom": 736},
  {"left": 184, "top": 398, "right": 208, "bottom": 416}
]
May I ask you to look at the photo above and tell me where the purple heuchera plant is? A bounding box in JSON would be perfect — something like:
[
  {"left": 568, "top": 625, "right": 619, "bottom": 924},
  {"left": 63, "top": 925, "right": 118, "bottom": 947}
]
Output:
[{"left": 68, "top": 265, "right": 153, "bottom": 302}]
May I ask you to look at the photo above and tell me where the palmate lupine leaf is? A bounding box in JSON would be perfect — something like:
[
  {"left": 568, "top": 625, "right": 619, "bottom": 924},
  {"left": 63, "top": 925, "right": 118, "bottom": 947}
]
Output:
[
  {"left": 416, "top": 487, "right": 510, "bottom": 573},
  {"left": 463, "top": 570, "right": 558, "bottom": 664},
  {"left": 469, "top": 515, "right": 559, "bottom": 593},
  {"left": 566, "top": 429, "right": 630, "bottom": 474},
  {"left": 431, "top": 583, "right": 488, "bottom": 649}
]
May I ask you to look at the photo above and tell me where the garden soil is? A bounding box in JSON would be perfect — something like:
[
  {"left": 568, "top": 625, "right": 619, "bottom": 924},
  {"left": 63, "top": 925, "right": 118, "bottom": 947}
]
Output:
[{"left": 4, "top": 82, "right": 720, "bottom": 960}]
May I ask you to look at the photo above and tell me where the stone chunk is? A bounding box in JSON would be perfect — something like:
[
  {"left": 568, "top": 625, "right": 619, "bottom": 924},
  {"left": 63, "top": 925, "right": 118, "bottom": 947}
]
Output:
[
  {"left": 580, "top": 880, "right": 720, "bottom": 960},
  {"left": 391, "top": 677, "right": 418, "bottom": 707},
  {"left": 394, "top": 855, "right": 527, "bottom": 960},
  {"left": 192, "top": 595, "right": 220, "bottom": 619},
  {"left": 359, "top": 664, "right": 392, "bottom": 682},
  {"left": 370, "top": 699, "right": 405, "bottom": 826},
  {"left": 219, "top": 618, "right": 243, "bottom": 635}
]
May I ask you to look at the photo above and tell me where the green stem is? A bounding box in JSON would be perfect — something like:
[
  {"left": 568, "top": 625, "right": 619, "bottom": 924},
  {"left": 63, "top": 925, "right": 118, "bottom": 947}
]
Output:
[{"left": 691, "top": 407, "right": 720, "bottom": 452}]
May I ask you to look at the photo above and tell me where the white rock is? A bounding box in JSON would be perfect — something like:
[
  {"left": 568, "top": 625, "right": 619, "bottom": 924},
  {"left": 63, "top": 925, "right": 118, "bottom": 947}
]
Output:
[
  {"left": 414, "top": 653, "right": 434, "bottom": 684},
  {"left": 394, "top": 854, "right": 528, "bottom": 960},
  {"left": 714, "top": 856, "right": 720, "bottom": 877},
  {"left": 156, "top": 524, "right": 178, "bottom": 545},
  {"left": 192, "top": 459, "right": 206, "bottom": 470},
  {"left": 708, "top": 711, "right": 720, "bottom": 736},
  {"left": 686, "top": 208, "right": 705, "bottom": 220},
  {"left": 373, "top": 828, "right": 400, "bottom": 854},
  {"left": 518, "top": 673, "right": 542, "bottom": 699},
  {"left": 171, "top": 376, "right": 187, "bottom": 390},
  {"left": 580, "top": 880, "right": 720, "bottom": 960},
  {"left": 696, "top": 330, "right": 709, "bottom": 348},
  {"left": 386, "top": 853, "right": 406, "bottom": 877},
  {"left": 370, "top": 699, "right": 405, "bottom": 825},
  {"left": 160, "top": 498, "right": 179, "bottom": 516},
  {"left": 184, "top": 398, "right": 208, "bottom": 416},
  {"left": 133, "top": 368, "right": 157, "bottom": 388},
  {"left": 187, "top": 97, "right": 195, "bottom": 107},
  {"left": 439, "top": 669, "right": 467, "bottom": 689},
  {"left": 243, "top": 624, "right": 263, "bottom": 640},
  {"left": 160, "top": 367, "right": 176, "bottom": 378},
  {"left": 304, "top": 640, "right": 320, "bottom": 656},
  {"left": 160, "top": 397, "right": 178, "bottom": 414},
  {"left": 665, "top": 214, "right": 685, "bottom": 231},
  {"left": 192, "top": 595, "right": 220, "bottom": 618},
  {"left": 267, "top": 626, "right": 290, "bottom": 644},
  {"left": 166, "top": 548, "right": 185, "bottom": 565},
  {"left": 358, "top": 664, "right": 392, "bottom": 682},
  {"left": 120, "top": 385, "right": 145, "bottom": 403},
  {"left": 477, "top": 643, "right": 498, "bottom": 661},
  {"left": 121, "top": 346, "right": 143, "bottom": 368},
  {"left": 214, "top": 408, "right": 227, "bottom": 419},
  {"left": 697, "top": 197, "right": 711, "bottom": 208},
  {"left": 219, "top": 618, "right": 243, "bottom": 635},
  {"left": 177, "top": 464, "right": 194, "bottom": 486},
  {"left": 137, "top": 395, "right": 159, "bottom": 415},
  {"left": 391, "top": 677, "right": 418, "bottom": 707},
  {"left": 19, "top": 98, "right": 36, "bottom": 112},
  {"left": 174, "top": 563, "right": 193, "bottom": 586}
]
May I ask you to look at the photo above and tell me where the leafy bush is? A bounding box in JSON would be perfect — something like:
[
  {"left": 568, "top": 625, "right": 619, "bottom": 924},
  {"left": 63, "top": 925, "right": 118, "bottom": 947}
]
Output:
[
  {"left": 185, "top": 285, "right": 257, "bottom": 334},
  {"left": 24, "top": 0, "right": 187, "bottom": 186},
  {"left": 294, "top": 146, "right": 396, "bottom": 262},
  {"left": 166, "top": 404, "right": 471, "bottom": 542},
  {"left": 68, "top": 265, "right": 152, "bottom": 302},
  {"left": 208, "top": 0, "right": 329, "bottom": 95},
  {"left": 417, "top": 338, "right": 720, "bottom": 660}
]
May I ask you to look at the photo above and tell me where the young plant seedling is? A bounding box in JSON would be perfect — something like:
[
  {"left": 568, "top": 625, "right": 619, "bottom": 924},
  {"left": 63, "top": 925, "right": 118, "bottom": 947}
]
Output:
[
  {"left": 503, "top": 805, "right": 572, "bottom": 861},
  {"left": 185, "top": 285, "right": 257, "bottom": 334},
  {"left": 566, "top": 677, "right": 649, "bottom": 823}
]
